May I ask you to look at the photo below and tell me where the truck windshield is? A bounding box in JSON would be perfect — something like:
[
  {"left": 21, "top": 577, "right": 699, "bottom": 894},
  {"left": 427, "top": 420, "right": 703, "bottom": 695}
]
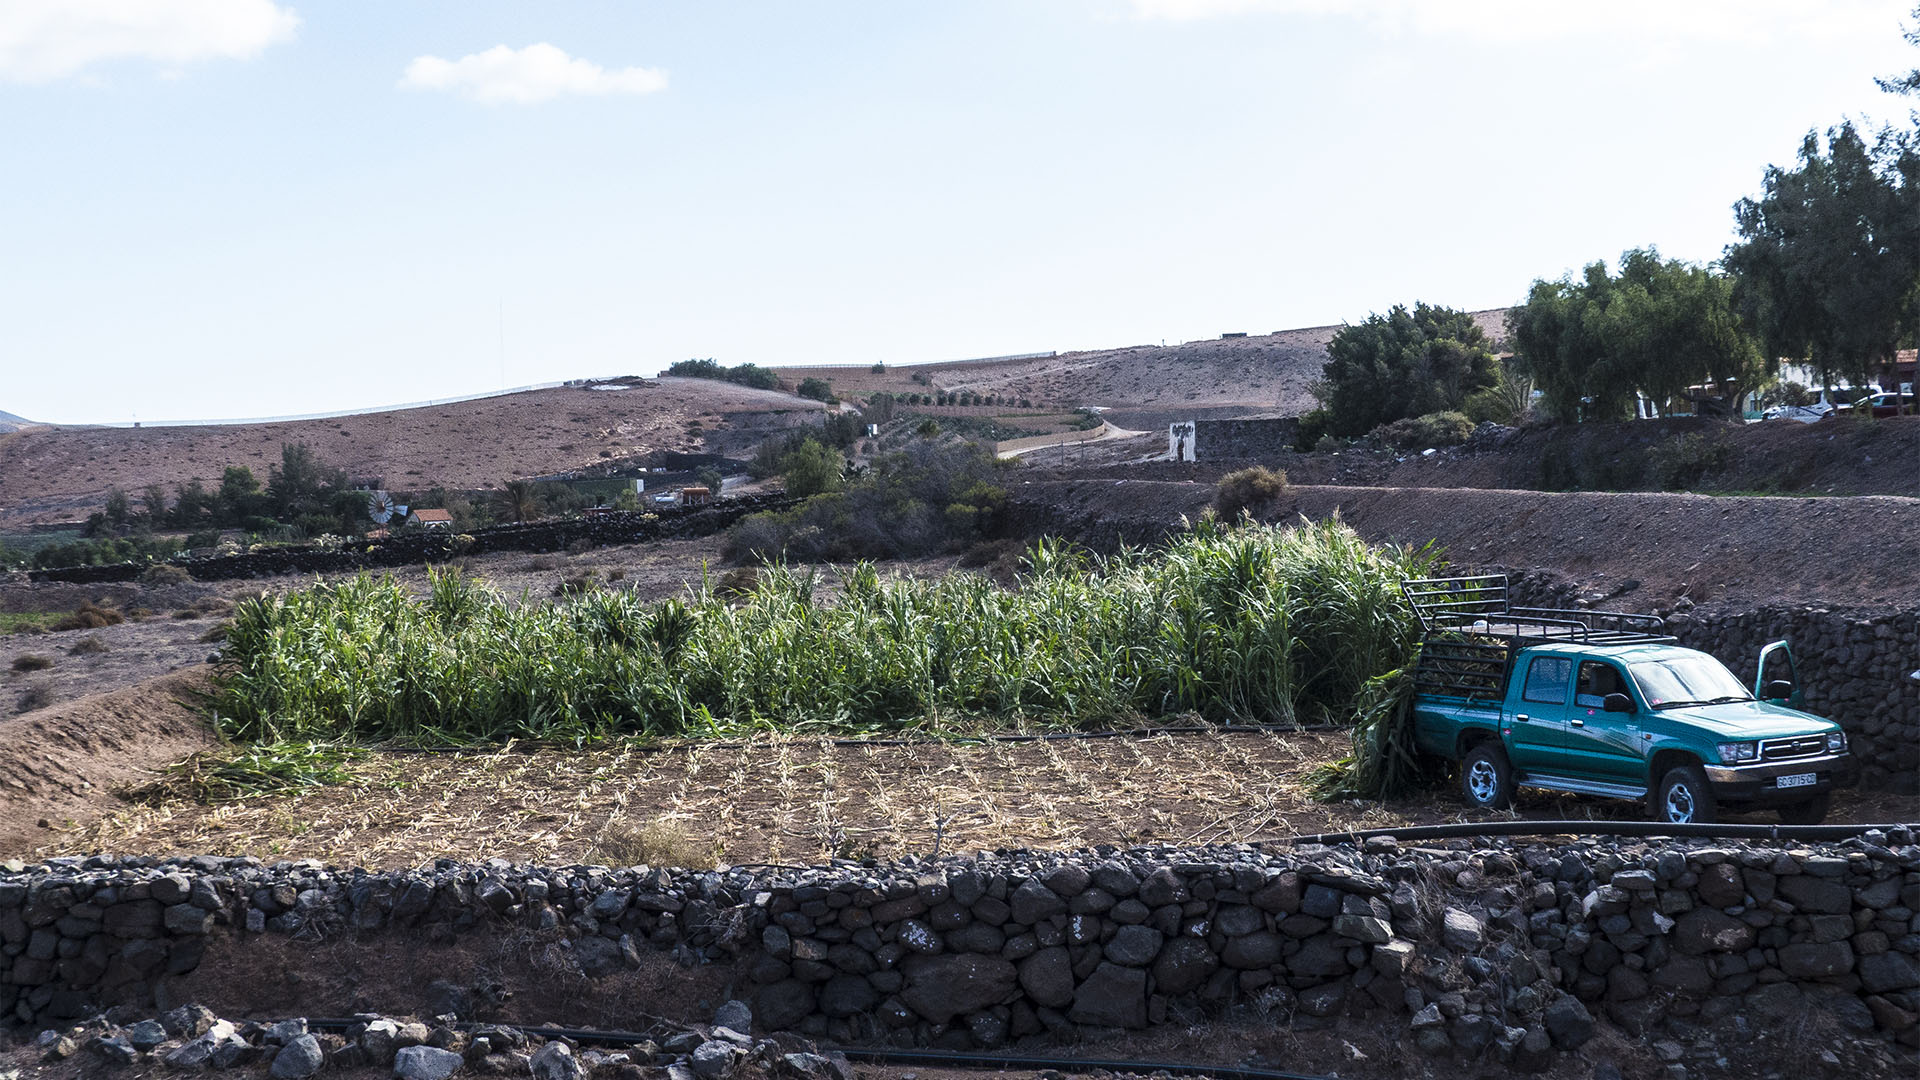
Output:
[{"left": 1629, "top": 656, "right": 1752, "bottom": 710}]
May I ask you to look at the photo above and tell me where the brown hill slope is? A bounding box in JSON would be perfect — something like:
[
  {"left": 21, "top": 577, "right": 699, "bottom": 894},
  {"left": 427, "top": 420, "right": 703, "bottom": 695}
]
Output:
[
  {"left": 0, "top": 378, "right": 824, "bottom": 529},
  {"left": 1016, "top": 479, "right": 1920, "bottom": 613},
  {"left": 779, "top": 309, "right": 1508, "bottom": 412}
]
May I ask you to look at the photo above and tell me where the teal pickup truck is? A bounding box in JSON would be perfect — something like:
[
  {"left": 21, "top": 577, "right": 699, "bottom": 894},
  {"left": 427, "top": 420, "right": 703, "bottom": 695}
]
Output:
[{"left": 1403, "top": 575, "right": 1858, "bottom": 825}]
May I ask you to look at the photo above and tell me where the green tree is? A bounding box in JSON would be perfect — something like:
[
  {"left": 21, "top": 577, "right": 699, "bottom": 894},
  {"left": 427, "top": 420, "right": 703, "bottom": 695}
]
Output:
[
  {"left": 171, "top": 478, "right": 217, "bottom": 528},
  {"left": 1509, "top": 249, "right": 1766, "bottom": 422},
  {"left": 267, "top": 442, "right": 343, "bottom": 519},
  {"left": 1876, "top": 4, "right": 1920, "bottom": 98},
  {"left": 1723, "top": 122, "right": 1920, "bottom": 391},
  {"left": 106, "top": 487, "right": 131, "bottom": 527},
  {"left": 796, "top": 377, "right": 835, "bottom": 402},
  {"left": 1319, "top": 304, "right": 1496, "bottom": 435},
  {"left": 497, "top": 479, "right": 540, "bottom": 523},
  {"left": 780, "top": 438, "right": 845, "bottom": 497},
  {"left": 141, "top": 484, "right": 168, "bottom": 523},
  {"left": 218, "top": 466, "right": 262, "bottom": 522}
]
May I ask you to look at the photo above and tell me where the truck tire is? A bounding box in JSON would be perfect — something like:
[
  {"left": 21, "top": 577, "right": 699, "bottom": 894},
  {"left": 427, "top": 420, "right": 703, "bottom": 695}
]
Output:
[
  {"left": 1460, "top": 743, "right": 1514, "bottom": 810},
  {"left": 1778, "top": 793, "right": 1830, "bottom": 825},
  {"left": 1652, "top": 766, "right": 1717, "bottom": 825}
]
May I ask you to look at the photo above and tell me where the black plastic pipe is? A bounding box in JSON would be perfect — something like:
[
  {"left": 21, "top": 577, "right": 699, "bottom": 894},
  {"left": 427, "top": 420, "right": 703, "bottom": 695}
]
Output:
[{"left": 1285, "top": 819, "right": 1916, "bottom": 846}]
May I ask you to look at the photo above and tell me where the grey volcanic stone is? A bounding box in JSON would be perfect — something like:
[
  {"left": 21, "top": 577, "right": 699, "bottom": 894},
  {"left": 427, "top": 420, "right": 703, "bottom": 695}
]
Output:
[
  {"left": 1068, "top": 962, "right": 1148, "bottom": 1028},
  {"left": 1214, "top": 905, "right": 1263, "bottom": 937},
  {"left": 1221, "top": 930, "right": 1281, "bottom": 969},
  {"left": 1018, "top": 947, "right": 1075, "bottom": 1008},
  {"left": 689, "top": 1041, "right": 735, "bottom": 1079},
  {"left": 1696, "top": 863, "right": 1745, "bottom": 908},
  {"left": 819, "top": 975, "right": 878, "bottom": 1018},
  {"left": 754, "top": 980, "right": 817, "bottom": 1030},
  {"left": 394, "top": 1045, "right": 464, "bottom": 1080},
  {"left": 529, "top": 1042, "right": 585, "bottom": 1080},
  {"left": 1010, "top": 879, "right": 1066, "bottom": 924},
  {"left": 900, "top": 953, "right": 1016, "bottom": 1024},
  {"left": 1441, "top": 907, "right": 1485, "bottom": 951},
  {"left": 1779, "top": 941, "right": 1855, "bottom": 978},
  {"left": 1332, "top": 914, "right": 1391, "bottom": 944},
  {"left": 713, "top": 1000, "right": 753, "bottom": 1033},
  {"left": 1543, "top": 994, "right": 1594, "bottom": 1049},
  {"left": 124, "top": 1020, "right": 167, "bottom": 1052},
  {"left": 1859, "top": 952, "right": 1920, "bottom": 993},
  {"left": 1151, "top": 937, "right": 1218, "bottom": 995},
  {"left": 270, "top": 1035, "right": 325, "bottom": 1079},
  {"left": 1778, "top": 876, "right": 1851, "bottom": 915},
  {"left": 1104, "top": 925, "right": 1163, "bottom": 967},
  {"left": 1671, "top": 909, "right": 1754, "bottom": 955}
]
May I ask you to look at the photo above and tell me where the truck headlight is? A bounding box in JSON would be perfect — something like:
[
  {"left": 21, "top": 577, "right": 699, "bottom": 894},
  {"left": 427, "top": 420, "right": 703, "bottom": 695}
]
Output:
[
  {"left": 1717, "top": 742, "right": 1758, "bottom": 763},
  {"left": 1826, "top": 731, "right": 1847, "bottom": 753}
]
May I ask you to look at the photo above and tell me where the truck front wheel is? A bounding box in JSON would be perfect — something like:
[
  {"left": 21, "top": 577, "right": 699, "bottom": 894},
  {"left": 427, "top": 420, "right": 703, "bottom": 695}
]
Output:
[
  {"left": 1461, "top": 743, "right": 1514, "bottom": 810},
  {"left": 1653, "top": 766, "right": 1717, "bottom": 825}
]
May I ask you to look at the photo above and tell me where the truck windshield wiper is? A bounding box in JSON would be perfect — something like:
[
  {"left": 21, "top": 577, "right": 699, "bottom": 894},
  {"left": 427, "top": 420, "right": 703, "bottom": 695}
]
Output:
[{"left": 1656, "top": 696, "right": 1749, "bottom": 709}]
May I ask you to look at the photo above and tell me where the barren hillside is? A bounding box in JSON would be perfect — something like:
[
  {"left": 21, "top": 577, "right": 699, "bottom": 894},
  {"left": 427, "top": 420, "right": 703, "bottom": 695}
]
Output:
[
  {"left": 0, "top": 378, "right": 824, "bottom": 529},
  {"left": 1017, "top": 479, "right": 1920, "bottom": 613},
  {"left": 779, "top": 308, "right": 1509, "bottom": 412}
]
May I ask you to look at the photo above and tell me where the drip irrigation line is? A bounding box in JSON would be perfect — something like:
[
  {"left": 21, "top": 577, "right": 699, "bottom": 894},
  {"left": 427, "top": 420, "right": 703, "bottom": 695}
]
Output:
[
  {"left": 298, "top": 1018, "right": 1331, "bottom": 1080},
  {"left": 359, "top": 722, "right": 1345, "bottom": 756},
  {"left": 1285, "top": 819, "right": 1917, "bottom": 846}
]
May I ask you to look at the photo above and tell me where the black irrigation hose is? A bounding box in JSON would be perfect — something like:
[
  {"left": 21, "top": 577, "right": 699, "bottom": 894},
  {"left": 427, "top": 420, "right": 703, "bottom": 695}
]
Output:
[
  {"left": 1286, "top": 819, "right": 1920, "bottom": 846},
  {"left": 300, "top": 1018, "right": 1332, "bottom": 1080}
]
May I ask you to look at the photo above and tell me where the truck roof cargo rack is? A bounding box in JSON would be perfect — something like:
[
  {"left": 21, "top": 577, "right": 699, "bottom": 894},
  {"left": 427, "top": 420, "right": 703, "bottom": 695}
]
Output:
[{"left": 1401, "top": 575, "right": 1676, "bottom": 702}]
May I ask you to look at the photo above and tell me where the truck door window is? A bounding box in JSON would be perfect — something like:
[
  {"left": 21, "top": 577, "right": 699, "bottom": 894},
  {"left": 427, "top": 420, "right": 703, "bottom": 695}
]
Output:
[
  {"left": 1522, "top": 657, "right": 1571, "bottom": 705},
  {"left": 1575, "top": 662, "right": 1626, "bottom": 708}
]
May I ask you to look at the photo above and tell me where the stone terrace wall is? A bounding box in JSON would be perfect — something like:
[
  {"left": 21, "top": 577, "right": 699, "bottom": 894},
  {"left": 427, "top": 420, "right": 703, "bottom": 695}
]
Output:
[
  {"left": 25, "top": 496, "right": 800, "bottom": 587},
  {"left": 1194, "top": 418, "right": 1300, "bottom": 461},
  {"left": 4, "top": 835, "right": 1919, "bottom": 1067}
]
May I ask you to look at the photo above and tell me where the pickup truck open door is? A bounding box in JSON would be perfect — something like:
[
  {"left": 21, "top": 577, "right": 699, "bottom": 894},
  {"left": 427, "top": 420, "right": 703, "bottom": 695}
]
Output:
[{"left": 1756, "top": 641, "right": 1803, "bottom": 709}]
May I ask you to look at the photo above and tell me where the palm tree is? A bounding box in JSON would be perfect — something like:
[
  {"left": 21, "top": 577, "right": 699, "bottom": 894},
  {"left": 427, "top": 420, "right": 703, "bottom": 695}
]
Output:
[{"left": 497, "top": 479, "right": 539, "bottom": 524}]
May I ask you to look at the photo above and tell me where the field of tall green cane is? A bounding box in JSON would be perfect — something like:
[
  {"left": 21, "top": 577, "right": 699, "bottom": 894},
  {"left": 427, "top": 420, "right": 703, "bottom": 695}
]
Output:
[{"left": 213, "top": 517, "right": 1440, "bottom": 746}]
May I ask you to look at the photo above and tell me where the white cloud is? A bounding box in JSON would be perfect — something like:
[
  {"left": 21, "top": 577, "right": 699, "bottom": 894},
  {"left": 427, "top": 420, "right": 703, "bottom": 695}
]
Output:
[
  {"left": 1129, "top": 0, "right": 1904, "bottom": 44},
  {"left": 0, "top": 0, "right": 298, "bottom": 83},
  {"left": 400, "top": 43, "right": 667, "bottom": 105}
]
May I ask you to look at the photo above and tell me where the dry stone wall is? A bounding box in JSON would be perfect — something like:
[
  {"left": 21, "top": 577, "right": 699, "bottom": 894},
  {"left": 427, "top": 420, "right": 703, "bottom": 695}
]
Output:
[
  {"left": 25, "top": 496, "right": 799, "bottom": 587},
  {"left": 4, "top": 834, "right": 1919, "bottom": 1069}
]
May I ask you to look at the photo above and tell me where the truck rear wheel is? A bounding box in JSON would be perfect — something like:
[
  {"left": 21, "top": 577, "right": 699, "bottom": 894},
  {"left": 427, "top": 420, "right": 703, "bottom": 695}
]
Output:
[
  {"left": 1653, "top": 766, "right": 1716, "bottom": 825},
  {"left": 1778, "top": 793, "right": 1830, "bottom": 825},
  {"left": 1461, "top": 743, "right": 1514, "bottom": 810}
]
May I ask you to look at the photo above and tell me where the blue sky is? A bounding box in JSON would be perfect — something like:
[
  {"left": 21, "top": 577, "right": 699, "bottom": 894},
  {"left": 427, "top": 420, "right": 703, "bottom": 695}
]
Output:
[{"left": 3, "top": 0, "right": 1914, "bottom": 424}]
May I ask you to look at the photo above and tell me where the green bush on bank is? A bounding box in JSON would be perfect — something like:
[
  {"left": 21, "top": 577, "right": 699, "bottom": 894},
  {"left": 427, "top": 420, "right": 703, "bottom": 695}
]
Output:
[{"left": 215, "top": 517, "right": 1438, "bottom": 746}]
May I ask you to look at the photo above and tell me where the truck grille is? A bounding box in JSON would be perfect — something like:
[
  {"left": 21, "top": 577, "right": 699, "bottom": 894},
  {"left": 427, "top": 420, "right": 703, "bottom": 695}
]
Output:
[{"left": 1761, "top": 736, "right": 1826, "bottom": 761}]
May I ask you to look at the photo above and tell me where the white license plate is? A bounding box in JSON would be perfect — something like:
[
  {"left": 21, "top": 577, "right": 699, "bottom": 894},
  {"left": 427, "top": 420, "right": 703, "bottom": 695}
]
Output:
[{"left": 1777, "top": 772, "right": 1817, "bottom": 789}]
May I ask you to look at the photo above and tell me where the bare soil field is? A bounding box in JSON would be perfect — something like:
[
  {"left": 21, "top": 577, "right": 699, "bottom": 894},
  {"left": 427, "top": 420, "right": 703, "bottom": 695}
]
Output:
[
  {"left": 1020, "top": 480, "right": 1920, "bottom": 613},
  {"left": 1029, "top": 415, "right": 1920, "bottom": 498},
  {"left": 24, "top": 725, "right": 1920, "bottom": 868},
  {"left": 0, "top": 378, "right": 824, "bottom": 530}
]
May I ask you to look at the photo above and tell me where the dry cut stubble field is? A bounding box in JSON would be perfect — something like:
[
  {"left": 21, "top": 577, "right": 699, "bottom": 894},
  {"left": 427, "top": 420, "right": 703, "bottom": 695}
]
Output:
[{"left": 52, "top": 730, "right": 1920, "bottom": 869}]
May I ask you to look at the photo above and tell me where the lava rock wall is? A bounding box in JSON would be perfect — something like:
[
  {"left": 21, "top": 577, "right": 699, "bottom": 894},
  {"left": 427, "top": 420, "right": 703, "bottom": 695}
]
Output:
[{"left": 4, "top": 834, "right": 1918, "bottom": 1065}]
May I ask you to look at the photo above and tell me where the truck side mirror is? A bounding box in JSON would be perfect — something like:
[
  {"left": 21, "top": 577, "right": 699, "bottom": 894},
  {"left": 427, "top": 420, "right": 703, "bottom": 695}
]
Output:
[
  {"left": 1764, "top": 679, "right": 1794, "bottom": 701},
  {"left": 1602, "top": 693, "right": 1635, "bottom": 713}
]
